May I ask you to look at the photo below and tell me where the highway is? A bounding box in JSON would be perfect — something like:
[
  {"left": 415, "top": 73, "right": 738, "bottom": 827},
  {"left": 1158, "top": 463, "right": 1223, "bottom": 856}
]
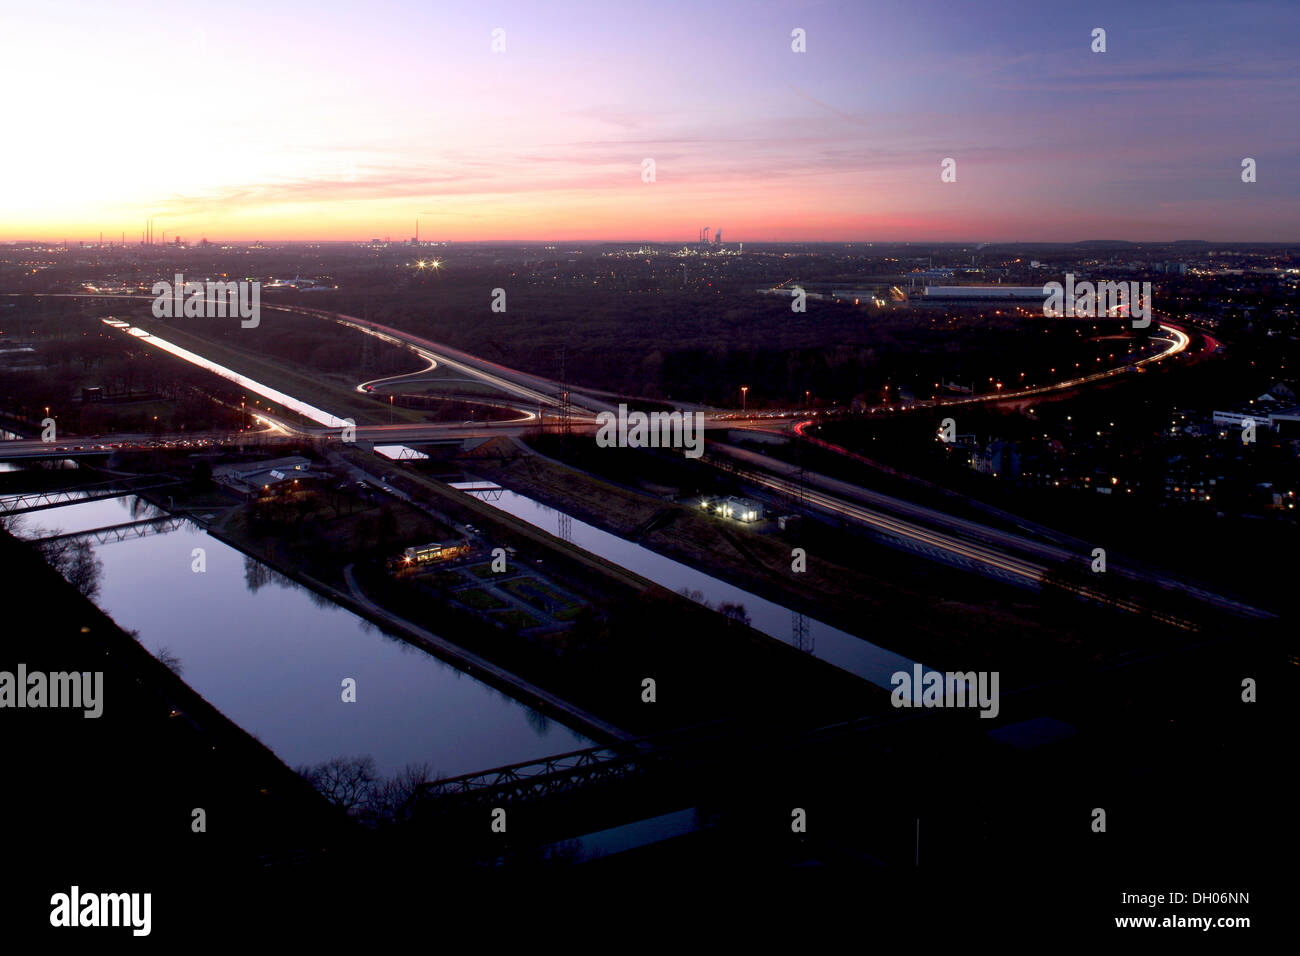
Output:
[
  {"left": 273, "top": 303, "right": 616, "bottom": 417},
  {"left": 2, "top": 291, "right": 1265, "bottom": 625},
  {"left": 710, "top": 452, "right": 1214, "bottom": 629},
  {"left": 708, "top": 442, "right": 1272, "bottom": 623},
  {"left": 918, "top": 323, "right": 1191, "bottom": 410}
]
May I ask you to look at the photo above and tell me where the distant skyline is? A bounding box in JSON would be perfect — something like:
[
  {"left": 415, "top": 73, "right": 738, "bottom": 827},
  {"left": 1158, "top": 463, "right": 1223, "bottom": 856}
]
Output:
[{"left": 2, "top": 0, "right": 1296, "bottom": 243}]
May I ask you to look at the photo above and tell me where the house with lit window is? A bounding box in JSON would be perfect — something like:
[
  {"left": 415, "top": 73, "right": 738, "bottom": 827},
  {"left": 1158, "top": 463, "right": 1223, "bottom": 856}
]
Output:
[{"left": 213, "top": 456, "right": 312, "bottom": 499}]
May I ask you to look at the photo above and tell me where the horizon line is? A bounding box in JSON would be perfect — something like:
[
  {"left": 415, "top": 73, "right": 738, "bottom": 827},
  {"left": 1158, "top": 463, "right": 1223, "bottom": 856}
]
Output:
[{"left": 4, "top": 237, "right": 1300, "bottom": 247}]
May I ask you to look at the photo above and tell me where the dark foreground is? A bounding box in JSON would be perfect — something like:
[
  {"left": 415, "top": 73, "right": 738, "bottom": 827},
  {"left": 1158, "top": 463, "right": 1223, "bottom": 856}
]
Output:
[{"left": 0, "top": 526, "right": 1288, "bottom": 940}]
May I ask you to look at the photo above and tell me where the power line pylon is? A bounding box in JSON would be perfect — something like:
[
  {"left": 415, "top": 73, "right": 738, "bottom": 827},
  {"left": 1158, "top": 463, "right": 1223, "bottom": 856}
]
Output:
[
  {"left": 793, "top": 610, "right": 812, "bottom": 654},
  {"left": 555, "top": 346, "right": 572, "bottom": 443}
]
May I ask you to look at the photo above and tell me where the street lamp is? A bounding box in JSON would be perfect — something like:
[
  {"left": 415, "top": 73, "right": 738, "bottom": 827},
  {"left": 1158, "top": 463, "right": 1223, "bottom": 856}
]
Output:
[{"left": 740, "top": 386, "right": 748, "bottom": 413}]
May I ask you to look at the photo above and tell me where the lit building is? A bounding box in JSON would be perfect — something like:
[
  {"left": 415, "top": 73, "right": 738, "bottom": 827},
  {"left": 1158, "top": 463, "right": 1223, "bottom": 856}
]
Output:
[
  {"left": 213, "top": 456, "right": 312, "bottom": 499},
  {"left": 400, "top": 540, "right": 471, "bottom": 567},
  {"left": 715, "top": 496, "right": 762, "bottom": 522},
  {"left": 919, "top": 285, "right": 1051, "bottom": 304}
]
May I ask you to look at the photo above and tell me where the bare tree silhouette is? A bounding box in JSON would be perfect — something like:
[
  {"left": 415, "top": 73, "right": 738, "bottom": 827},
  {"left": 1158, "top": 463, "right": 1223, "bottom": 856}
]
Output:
[{"left": 155, "top": 646, "right": 183, "bottom": 676}]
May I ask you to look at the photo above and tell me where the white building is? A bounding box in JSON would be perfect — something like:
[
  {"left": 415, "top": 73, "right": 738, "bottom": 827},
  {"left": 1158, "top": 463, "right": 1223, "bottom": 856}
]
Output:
[{"left": 716, "top": 496, "right": 762, "bottom": 522}]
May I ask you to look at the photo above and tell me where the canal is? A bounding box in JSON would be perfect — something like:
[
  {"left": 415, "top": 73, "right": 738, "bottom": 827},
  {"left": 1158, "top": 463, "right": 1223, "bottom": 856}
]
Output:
[
  {"left": 9, "top": 493, "right": 590, "bottom": 779},
  {"left": 455, "top": 483, "right": 931, "bottom": 690}
]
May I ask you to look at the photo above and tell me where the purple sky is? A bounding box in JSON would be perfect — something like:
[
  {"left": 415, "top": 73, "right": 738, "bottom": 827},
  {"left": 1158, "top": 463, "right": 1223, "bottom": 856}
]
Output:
[{"left": 2, "top": 0, "right": 1296, "bottom": 241}]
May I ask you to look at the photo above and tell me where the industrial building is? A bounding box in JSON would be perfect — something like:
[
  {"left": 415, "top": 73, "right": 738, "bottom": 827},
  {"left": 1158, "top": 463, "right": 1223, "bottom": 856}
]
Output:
[
  {"left": 916, "top": 285, "right": 1052, "bottom": 306},
  {"left": 1212, "top": 406, "right": 1300, "bottom": 435},
  {"left": 213, "top": 456, "right": 312, "bottom": 499},
  {"left": 698, "top": 495, "right": 763, "bottom": 522}
]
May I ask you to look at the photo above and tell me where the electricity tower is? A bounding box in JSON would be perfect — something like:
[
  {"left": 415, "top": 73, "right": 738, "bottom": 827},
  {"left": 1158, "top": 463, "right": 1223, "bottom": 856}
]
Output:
[
  {"left": 793, "top": 610, "right": 812, "bottom": 654},
  {"left": 555, "top": 346, "right": 572, "bottom": 442}
]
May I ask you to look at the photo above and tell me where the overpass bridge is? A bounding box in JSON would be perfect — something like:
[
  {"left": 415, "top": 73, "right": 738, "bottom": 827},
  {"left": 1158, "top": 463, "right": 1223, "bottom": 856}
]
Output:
[
  {"left": 0, "top": 476, "right": 181, "bottom": 515},
  {"left": 30, "top": 514, "right": 192, "bottom": 546},
  {"left": 402, "top": 707, "right": 935, "bottom": 858},
  {"left": 0, "top": 444, "right": 114, "bottom": 462},
  {"left": 402, "top": 625, "right": 1274, "bottom": 864}
]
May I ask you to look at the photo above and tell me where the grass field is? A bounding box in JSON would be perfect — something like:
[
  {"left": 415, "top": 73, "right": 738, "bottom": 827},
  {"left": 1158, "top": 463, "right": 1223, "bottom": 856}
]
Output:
[
  {"left": 491, "top": 607, "right": 541, "bottom": 630},
  {"left": 500, "top": 576, "right": 577, "bottom": 615},
  {"left": 471, "top": 444, "right": 1153, "bottom": 682},
  {"left": 130, "top": 313, "right": 425, "bottom": 426},
  {"left": 454, "top": 587, "right": 509, "bottom": 611},
  {"left": 420, "top": 569, "right": 468, "bottom": 589}
]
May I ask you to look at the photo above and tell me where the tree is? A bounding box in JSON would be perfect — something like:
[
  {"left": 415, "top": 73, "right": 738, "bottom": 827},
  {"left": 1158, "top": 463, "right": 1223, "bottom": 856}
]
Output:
[
  {"left": 155, "top": 646, "right": 183, "bottom": 676},
  {"left": 376, "top": 505, "right": 398, "bottom": 548},
  {"left": 35, "top": 537, "right": 103, "bottom": 601},
  {"left": 679, "top": 587, "right": 709, "bottom": 607},
  {"left": 366, "top": 762, "right": 434, "bottom": 826},
  {"left": 293, "top": 491, "right": 318, "bottom": 523},
  {"left": 297, "top": 755, "right": 379, "bottom": 815},
  {"left": 244, "top": 554, "right": 273, "bottom": 593},
  {"left": 718, "top": 602, "right": 751, "bottom": 627}
]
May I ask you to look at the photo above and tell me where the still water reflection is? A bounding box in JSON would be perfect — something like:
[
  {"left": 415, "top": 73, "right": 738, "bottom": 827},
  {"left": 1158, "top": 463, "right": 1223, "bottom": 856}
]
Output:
[
  {"left": 460, "top": 485, "right": 929, "bottom": 690},
  {"left": 14, "top": 495, "right": 590, "bottom": 778}
]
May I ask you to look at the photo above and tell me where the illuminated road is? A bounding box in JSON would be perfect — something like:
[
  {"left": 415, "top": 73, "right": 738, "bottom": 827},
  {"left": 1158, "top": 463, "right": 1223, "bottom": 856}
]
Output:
[
  {"left": 1, "top": 293, "right": 600, "bottom": 428},
  {"left": 709, "top": 441, "right": 1273, "bottom": 623},
  {"left": 2, "top": 292, "right": 1266, "bottom": 624},
  {"left": 706, "top": 451, "right": 1210, "bottom": 628},
  {"left": 4, "top": 294, "right": 1192, "bottom": 441},
  {"left": 917, "top": 323, "right": 1191, "bottom": 410},
  {"left": 717, "top": 322, "right": 1193, "bottom": 425},
  {"left": 273, "top": 304, "right": 614, "bottom": 417}
]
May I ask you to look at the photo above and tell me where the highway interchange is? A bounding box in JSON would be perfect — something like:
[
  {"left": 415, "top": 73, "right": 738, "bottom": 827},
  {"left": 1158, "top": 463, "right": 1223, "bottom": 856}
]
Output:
[{"left": 0, "top": 292, "right": 1272, "bottom": 624}]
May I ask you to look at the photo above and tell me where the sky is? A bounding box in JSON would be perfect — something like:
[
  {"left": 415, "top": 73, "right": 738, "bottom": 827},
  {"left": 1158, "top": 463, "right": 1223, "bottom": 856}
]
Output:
[{"left": 1, "top": 0, "right": 1296, "bottom": 243}]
